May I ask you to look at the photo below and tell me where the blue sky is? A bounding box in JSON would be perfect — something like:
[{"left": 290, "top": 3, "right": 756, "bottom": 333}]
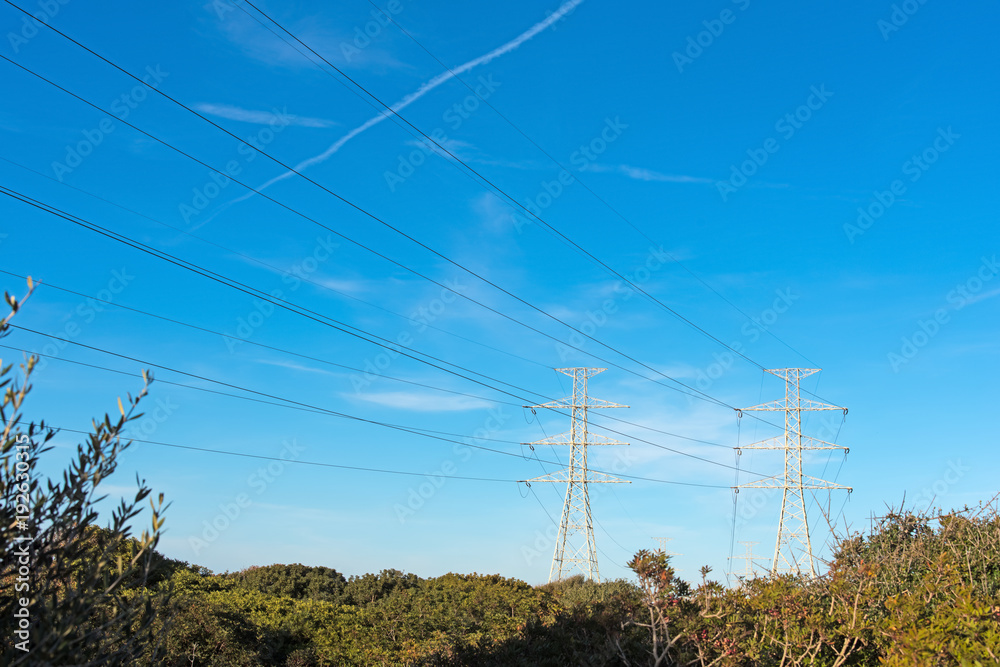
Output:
[{"left": 1, "top": 0, "right": 997, "bottom": 584}]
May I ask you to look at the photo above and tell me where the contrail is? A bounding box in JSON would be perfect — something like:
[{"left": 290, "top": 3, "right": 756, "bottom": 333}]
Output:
[{"left": 222, "top": 0, "right": 585, "bottom": 210}]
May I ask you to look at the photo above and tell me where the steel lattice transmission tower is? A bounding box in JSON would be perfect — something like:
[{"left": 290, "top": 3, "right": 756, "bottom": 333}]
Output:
[
  {"left": 729, "top": 541, "right": 764, "bottom": 578},
  {"left": 736, "top": 369, "right": 851, "bottom": 577},
  {"left": 524, "top": 368, "right": 629, "bottom": 583},
  {"left": 652, "top": 537, "right": 680, "bottom": 556}
]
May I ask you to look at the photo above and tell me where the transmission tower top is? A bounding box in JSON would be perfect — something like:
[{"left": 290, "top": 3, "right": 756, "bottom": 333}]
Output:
[{"left": 529, "top": 368, "right": 628, "bottom": 412}]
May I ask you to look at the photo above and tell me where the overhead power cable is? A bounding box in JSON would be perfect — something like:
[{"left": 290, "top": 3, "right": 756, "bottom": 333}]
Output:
[
  {"left": 4, "top": 326, "right": 766, "bottom": 476},
  {"left": 0, "top": 269, "right": 734, "bottom": 450},
  {"left": 0, "top": 268, "right": 526, "bottom": 410},
  {"left": 0, "top": 184, "right": 563, "bottom": 406},
  {"left": 0, "top": 6, "right": 827, "bottom": 408},
  {"left": 4, "top": 339, "right": 750, "bottom": 488},
  {"left": 1, "top": 183, "right": 792, "bottom": 444},
  {"left": 0, "top": 54, "right": 729, "bottom": 410},
  {"left": 43, "top": 424, "right": 520, "bottom": 483},
  {"left": 232, "top": 0, "right": 835, "bottom": 405},
  {"left": 236, "top": 0, "right": 827, "bottom": 387},
  {"left": 0, "top": 343, "right": 522, "bottom": 447},
  {"left": 42, "top": 423, "right": 737, "bottom": 488},
  {"left": 360, "top": 0, "right": 818, "bottom": 369},
  {"left": 0, "top": 155, "right": 550, "bottom": 372}
]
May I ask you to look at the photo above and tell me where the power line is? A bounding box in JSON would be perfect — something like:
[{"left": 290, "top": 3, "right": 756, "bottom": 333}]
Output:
[
  {"left": 0, "top": 268, "right": 528, "bottom": 410},
  {"left": 4, "top": 319, "right": 770, "bottom": 478},
  {"left": 2, "top": 338, "right": 524, "bottom": 449},
  {"left": 0, "top": 3, "right": 836, "bottom": 409},
  {"left": 234, "top": 0, "right": 837, "bottom": 415},
  {"left": 1, "top": 185, "right": 788, "bottom": 475},
  {"left": 44, "top": 424, "right": 519, "bottom": 483},
  {"left": 0, "top": 184, "right": 562, "bottom": 405},
  {"left": 0, "top": 10, "right": 720, "bottom": 408},
  {"left": 0, "top": 54, "right": 729, "bottom": 411},
  {"left": 3, "top": 175, "right": 785, "bottom": 441},
  {"left": 361, "top": 0, "right": 819, "bottom": 369},
  {"left": 3, "top": 339, "right": 742, "bottom": 489},
  {"left": 0, "top": 40, "right": 801, "bottom": 438},
  {"left": 0, "top": 268, "right": 737, "bottom": 453},
  {"left": 236, "top": 0, "right": 778, "bottom": 374},
  {"left": 0, "top": 155, "right": 551, "bottom": 373}
]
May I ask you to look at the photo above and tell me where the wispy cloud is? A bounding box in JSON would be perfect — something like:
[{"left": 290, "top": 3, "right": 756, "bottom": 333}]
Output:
[
  {"left": 225, "top": 0, "right": 587, "bottom": 208},
  {"left": 471, "top": 191, "right": 514, "bottom": 233},
  {"left": 214, "top": 9, "right": 408, "bottom": 72},
  {"left": 309, "top": 277, "right": 369, "bottom": 295},
  {"left": 255, "top": 358, "right": 339, "bottom": 376},
  {"left": 350, "top": 391, "right": 493, "bottom": 412},
  {"left": 195, "top": 103, "right": 337, "bottom": 128},
  {"left": 583, "top": 163, "right": 715, "bottom": 184},
  {"left": 405, "top": 137, "right": 476, "bottom": 160}
]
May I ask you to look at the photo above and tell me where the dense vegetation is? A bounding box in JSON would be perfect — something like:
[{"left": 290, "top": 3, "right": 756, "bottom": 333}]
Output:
[{"left": 2, "top": 282, "right": 998, "bottom": 665}]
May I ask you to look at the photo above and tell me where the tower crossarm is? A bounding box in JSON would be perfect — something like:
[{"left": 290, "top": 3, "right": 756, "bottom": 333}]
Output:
[
  {"left": 526, "top": 398, "right": 629, "bottom": 410},
  {"left": 736, "top": 474, "right": 852, "bottom": 492},
  {"left": 739, "top": 400, "right": 845, "bottom": 413},
  {"left": 523, "top": 470, "right": 631, "bottom": 484},
  {"left": 524, "top": 431, "right": 628, "bottom": 447},
  {"left": 798, "top": 400, "right": 846, "bottom": 412},
  {"left": 734, "top": 473, "right": 783, "bottom": 489},
  {"left": 738, "top": 435, "right": 848, "bottom": 451}
]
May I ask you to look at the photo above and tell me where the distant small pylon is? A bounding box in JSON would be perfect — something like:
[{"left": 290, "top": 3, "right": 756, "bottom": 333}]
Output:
[
  {"left": 729, "top": 541, "right": 764, "bottom": 578},
  {"left": 652, "top": 536, "right": 681, "bottom": 557}
]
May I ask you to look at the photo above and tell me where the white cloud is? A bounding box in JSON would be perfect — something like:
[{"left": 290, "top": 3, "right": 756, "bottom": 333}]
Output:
[
  {"left": 255, "top": 358, "right": 339, "bottom": 376},
  {"left": 310, "top": 277, "right": 369, "bottom": 295},
  {"left": 195, "top": 103, "right": 337, "bottom": 128},
  {"left": 405, "top": 137, "right": 475, "bottom": 157},
  {"left": 351, "top": 391, "right": 494, "bottom": 412},
  {"left": 227, "top": 0, "right": 588, "bottom": 206},
  {"left": 583, "top": 163, "right": 715, "bottom": 184}
]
